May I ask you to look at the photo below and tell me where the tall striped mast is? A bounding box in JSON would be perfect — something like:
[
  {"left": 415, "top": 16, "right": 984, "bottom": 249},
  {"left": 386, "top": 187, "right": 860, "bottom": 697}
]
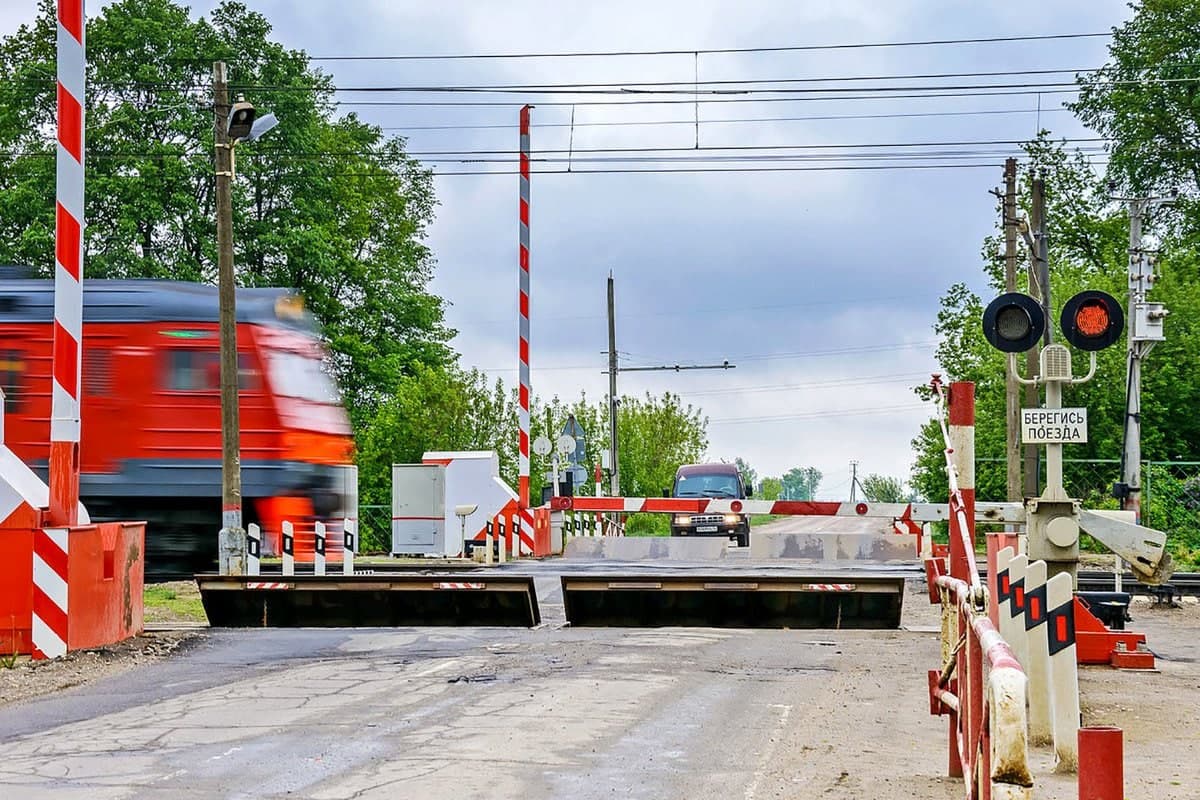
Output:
[
  {"left": 518, "top": 105, "right": 532, "bottom": 509},
  {"left": 50, "top": 0, "right": 86, "bottom": 527}
]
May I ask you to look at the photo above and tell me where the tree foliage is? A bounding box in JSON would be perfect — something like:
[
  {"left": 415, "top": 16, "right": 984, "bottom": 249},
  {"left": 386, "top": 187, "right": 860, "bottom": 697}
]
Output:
[
  {"left": 861, "top": 474, "right": 909, "bottom": 504},
  {"left": 781, "top": 466, "right": 822, "bottom": 500},
  {"left": 1071, "top": 0, "right": 1200, "bottom": 205},
  {"left": 0, "top": 0, "right": 451, "bottom": 423},
  {"left": 758, "top": 476, "right": 783, "bottom": 501}
]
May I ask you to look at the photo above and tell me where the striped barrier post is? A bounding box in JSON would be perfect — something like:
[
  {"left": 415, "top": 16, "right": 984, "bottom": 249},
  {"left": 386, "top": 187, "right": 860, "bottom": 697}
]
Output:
[
  {"left": 574, "top": 515, "right": 582, "bottom": 537},
  {"left": 32, "top": 528, "right": 69, "bottom": 659},
  {"left": 485, "top": 520, "right": 494, "bottom": 565},
  {"left": 947, "top": 382, "right": 976, "bottom": 583},
  {"left": 342, "top": 518, "right": 355, "bottom": 575},
  {"left": 1024, "top": 559, "right": 1053, "bottom": 747},
  {"left": 1047, "top": 572, "right": 1080, "bottom": 772},
  {"left": 1007, "top": 554, "right": 1030, "bottom": 673},
  {"left": 246, "top": 523, "right": 261, "bottom": 576},
  {"left": 517, "top": 104, "right": 532, "bottom": 513},
  {"left": 48, "top": 0, "right": 85, "bottom": 529},
  {"left": 282, "top": 520, "right": 294, "bottom": 577},
  {"left": 314, "top": 521, "right": 326, "bottom": 576},
  {"left": 509, "top": 510, "right": 520, "bottom": 560},
  {"left": 497, "top": 516, "right": 507, "bottom": 564}
]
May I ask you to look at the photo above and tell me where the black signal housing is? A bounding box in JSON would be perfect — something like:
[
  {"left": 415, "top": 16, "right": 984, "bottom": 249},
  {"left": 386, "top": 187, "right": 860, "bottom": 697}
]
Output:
[
  {"left": 982, "top": 292, "right": 1046, "bottom": 353},
  {"left": 1060, "top": 290, "right": 1124, "bottom": 352}
]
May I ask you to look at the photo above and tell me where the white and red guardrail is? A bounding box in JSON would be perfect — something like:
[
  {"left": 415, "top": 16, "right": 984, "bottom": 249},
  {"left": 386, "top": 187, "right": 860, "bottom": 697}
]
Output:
[{"left": 924, "top": 379, "right": 1032, "bottom": 800}]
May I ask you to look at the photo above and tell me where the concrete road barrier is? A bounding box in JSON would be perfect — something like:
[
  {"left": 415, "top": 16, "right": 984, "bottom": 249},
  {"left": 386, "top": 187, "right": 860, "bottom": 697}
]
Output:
[
  {"left": 749, "top": 531, "right": 919, "bottom": 562},
  {"left": 563, "top": 536, "right": 728, "bottom": 561}
]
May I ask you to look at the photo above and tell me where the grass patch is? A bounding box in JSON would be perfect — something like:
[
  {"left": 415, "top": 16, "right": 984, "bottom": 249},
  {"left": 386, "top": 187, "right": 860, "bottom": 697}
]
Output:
[{"left": 144, "top": 582, "right": 208, "bottom": 624}]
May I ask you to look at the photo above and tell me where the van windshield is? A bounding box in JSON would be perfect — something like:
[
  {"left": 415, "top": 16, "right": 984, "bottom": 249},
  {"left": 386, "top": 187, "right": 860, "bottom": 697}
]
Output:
[{"left": 674, "top": 473, "right": 740, "bottom": 498}]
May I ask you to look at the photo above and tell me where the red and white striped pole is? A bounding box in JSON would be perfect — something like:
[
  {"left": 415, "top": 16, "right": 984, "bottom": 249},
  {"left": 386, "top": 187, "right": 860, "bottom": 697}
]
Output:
[
  {"left": 517, "top": 104, "right": 532, "bottom": 510},
  {"left": 49, "top": 0, "right": 85, "bottom": 529},
  {"left": 947, "top": 382, "right": 976, "bottom": 584}
]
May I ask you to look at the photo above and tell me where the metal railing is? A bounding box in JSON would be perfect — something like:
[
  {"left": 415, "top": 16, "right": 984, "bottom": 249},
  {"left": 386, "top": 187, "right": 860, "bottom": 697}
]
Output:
[{"left": 927, "top": 380, "right": 1033, "bottom": 800}]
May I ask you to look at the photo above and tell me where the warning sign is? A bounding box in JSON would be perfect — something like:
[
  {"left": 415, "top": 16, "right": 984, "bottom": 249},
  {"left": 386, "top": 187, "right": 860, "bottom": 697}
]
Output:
[{"left": 1021, "top": 408, "right": 1088, "bottom": 444}]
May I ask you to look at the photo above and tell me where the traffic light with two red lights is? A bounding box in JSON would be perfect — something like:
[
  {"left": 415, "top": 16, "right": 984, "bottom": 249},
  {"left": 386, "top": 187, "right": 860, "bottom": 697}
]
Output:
[{"left": 982, "top": 291, "right": 1124, "bottom": 353}]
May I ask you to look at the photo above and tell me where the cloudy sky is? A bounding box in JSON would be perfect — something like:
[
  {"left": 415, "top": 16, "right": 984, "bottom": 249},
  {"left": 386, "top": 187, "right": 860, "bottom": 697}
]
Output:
[{"left": 1, "top": 0, "right": 1132, "bottom": 498}]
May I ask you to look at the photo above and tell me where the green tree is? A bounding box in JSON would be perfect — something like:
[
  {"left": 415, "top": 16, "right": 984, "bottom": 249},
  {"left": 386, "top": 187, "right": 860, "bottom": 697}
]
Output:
[
  {"left": 759, "top": 477, "right": 783, "bottom": 501},
  {"left": 1070, "top": 0, "right": 1200, "bottom": 206},
  {"left": 912, "top": 136, "right": 1200, "bottom": 509},
  {"left": 355, "top": 366, "right": 515, "bottom": 507},
  {"left": 781, "top": 466, "right": 822, "bottom": 500},
  {"left": 861, "top": 474, "right": 909, "bottom": 503},
  {"left": 0, "top": 0, "right": 451, "bottom": 424},
  {"left": 733, "top": 457, "right": 757, "bottom": 493}
]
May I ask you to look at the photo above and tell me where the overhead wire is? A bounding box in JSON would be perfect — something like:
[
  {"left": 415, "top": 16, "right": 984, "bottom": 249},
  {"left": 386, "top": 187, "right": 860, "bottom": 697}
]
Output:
[{"left": 306, "top": 32, "right": 1112, "bottom": 61}]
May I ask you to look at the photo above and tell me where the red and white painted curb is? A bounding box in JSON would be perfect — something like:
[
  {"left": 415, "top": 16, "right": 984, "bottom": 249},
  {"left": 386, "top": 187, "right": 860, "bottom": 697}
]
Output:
[{"left": 32, "top": 528, "right": 69, "bottom": 659}]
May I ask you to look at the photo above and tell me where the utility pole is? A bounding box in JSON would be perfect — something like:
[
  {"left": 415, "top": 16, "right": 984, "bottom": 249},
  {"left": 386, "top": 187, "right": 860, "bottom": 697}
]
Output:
[
  {"left": 604, "top": 274, "right": 735, "bottom": 497},
  {"left": 849, "top": 461, "right": 859, "bottom": 503},
  {"left": 1119, "top": 198, "right": 1169, "bottom": 524},
  {"left": 1003, "top": 158, "right": 1021, "bottom": 502},
  {"left": 607, "top": 273, "right": 619, "bottom": 497},
  {"left": 1033, "top": 177, "right": 1051, "bottom": 346},
  {"left": 1022, "top": 175, "right": 1047, "bottom": 499},
  {"left": 214, "top": 61, "right": 244, "bottom": 576}
]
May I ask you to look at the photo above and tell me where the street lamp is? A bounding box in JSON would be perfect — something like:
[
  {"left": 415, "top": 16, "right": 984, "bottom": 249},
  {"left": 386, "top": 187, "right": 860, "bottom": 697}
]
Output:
[{"left": 213, "top": 62, "right": 278, "bottom": 575}]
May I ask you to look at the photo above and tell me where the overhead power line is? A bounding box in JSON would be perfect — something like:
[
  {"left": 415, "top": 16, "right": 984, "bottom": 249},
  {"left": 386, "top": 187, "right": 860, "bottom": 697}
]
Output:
[
  {"left": 382, "top": 107, "right": 1072, "bottom": 132},
  {"left": 308, "top": 32, "right": 1111, "bottom": 61}
]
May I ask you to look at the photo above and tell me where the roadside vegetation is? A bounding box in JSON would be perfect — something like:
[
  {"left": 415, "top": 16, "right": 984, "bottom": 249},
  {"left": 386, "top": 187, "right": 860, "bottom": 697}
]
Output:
[{"left": 910, "top": 1, "right": 1200, "bottom": 570}]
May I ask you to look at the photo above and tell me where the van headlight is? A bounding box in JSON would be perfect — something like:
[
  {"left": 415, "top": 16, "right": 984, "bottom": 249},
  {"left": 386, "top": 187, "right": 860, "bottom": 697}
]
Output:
[
  {"left": 724, "top": 514, "right": 741, "bottom": 525},
  {"left": 675, "top": 515, "right": 692, "bottom": 526}
]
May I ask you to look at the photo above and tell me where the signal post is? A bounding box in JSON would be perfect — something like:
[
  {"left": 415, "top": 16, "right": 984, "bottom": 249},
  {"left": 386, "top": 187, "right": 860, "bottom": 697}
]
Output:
[{"left": 981, "top": 289, "right": 1172, "bottom": 585}]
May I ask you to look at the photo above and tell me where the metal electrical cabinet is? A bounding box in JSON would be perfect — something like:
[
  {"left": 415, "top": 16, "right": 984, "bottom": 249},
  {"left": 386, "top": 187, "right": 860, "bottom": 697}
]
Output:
[{"left": 391, "top": 464, "right": 445, "bottom": 556}]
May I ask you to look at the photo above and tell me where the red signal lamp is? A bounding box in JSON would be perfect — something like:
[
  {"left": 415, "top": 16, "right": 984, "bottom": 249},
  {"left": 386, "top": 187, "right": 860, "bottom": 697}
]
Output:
[{"left": 1060, "top": 291, "right": 1123, "bottom": 351}]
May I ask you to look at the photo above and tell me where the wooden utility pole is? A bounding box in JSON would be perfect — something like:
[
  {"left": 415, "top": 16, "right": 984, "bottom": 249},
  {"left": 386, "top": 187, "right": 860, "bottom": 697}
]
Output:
[
  {"left": 214, "top": 61, "right": 244, "bottom": 575},
  {"left": 1022, "top": 176, "right": 1048, "bottom": 499},
  {"left": 1003, "top": 158, "right": 1021, "bottom": 501}
]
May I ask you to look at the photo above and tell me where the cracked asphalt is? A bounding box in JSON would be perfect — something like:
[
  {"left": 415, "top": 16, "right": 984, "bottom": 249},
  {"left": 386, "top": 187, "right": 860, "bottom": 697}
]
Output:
[
  {"left": 0, "top": 578, "right": 961, "bottom": 800},
  {"left": 2, "top": 578, "right": 1196, "bottom": 799}
]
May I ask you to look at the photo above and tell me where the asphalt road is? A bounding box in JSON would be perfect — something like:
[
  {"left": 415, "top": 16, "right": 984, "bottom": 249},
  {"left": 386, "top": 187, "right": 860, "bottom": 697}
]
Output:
[{"left": 0, "top": 584, "right": 955, "bottom": 800}]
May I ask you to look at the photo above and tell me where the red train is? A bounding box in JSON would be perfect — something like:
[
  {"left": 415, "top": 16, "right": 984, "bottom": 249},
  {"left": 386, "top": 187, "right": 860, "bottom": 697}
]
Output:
[{"left": 0, "top": 271, "right": 356, "bottom": 576}]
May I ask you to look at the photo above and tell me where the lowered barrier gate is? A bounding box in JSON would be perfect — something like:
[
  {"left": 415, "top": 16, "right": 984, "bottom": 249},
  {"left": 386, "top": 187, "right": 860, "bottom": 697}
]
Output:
[
  {"left": 197, "top": 573, "right": 541, "bottom": 628},
  {"left": 561, "top": 574, "right": 905, "bottom": 629}
]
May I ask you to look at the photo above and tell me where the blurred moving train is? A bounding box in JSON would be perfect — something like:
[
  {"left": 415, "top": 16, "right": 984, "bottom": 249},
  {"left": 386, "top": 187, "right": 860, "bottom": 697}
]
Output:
[{"left": 0, "top": 269, "right": 356, "bottom": 577}]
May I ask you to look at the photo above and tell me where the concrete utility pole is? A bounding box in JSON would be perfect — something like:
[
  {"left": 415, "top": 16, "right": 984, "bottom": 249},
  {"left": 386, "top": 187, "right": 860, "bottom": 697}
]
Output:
[
  {"left": 1120, "top": 198, "right": 1169, "bottom": 524},
  {"left": 849, "top": 461, "right": 859, "bottom": 502},
  {"left": 214, "top": 61, "right": 244, "bottom": 576},
  {"left": 604, "top": 273, "right": 735, "bottom": 497},
  {"left": 607, "top": 272, "right": 619, "bottom": 497},
  {"left": 1003, "top": 158, "right": 1021, "bottom": 502},
  {"left": 1022, "top": 176, "right": 1048, "bottom": 499}
]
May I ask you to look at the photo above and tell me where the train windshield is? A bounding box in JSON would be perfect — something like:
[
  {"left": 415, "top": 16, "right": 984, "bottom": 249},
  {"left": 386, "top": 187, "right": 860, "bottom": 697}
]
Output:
[{"left": 267, "top": 351, "right": 340, "bottom": 404}]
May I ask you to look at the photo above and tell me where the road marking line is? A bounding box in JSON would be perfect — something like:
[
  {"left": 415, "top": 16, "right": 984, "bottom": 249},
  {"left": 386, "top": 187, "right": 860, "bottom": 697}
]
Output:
[{"left": 744, "top": 703, "right": 793, "bottom": 800}]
